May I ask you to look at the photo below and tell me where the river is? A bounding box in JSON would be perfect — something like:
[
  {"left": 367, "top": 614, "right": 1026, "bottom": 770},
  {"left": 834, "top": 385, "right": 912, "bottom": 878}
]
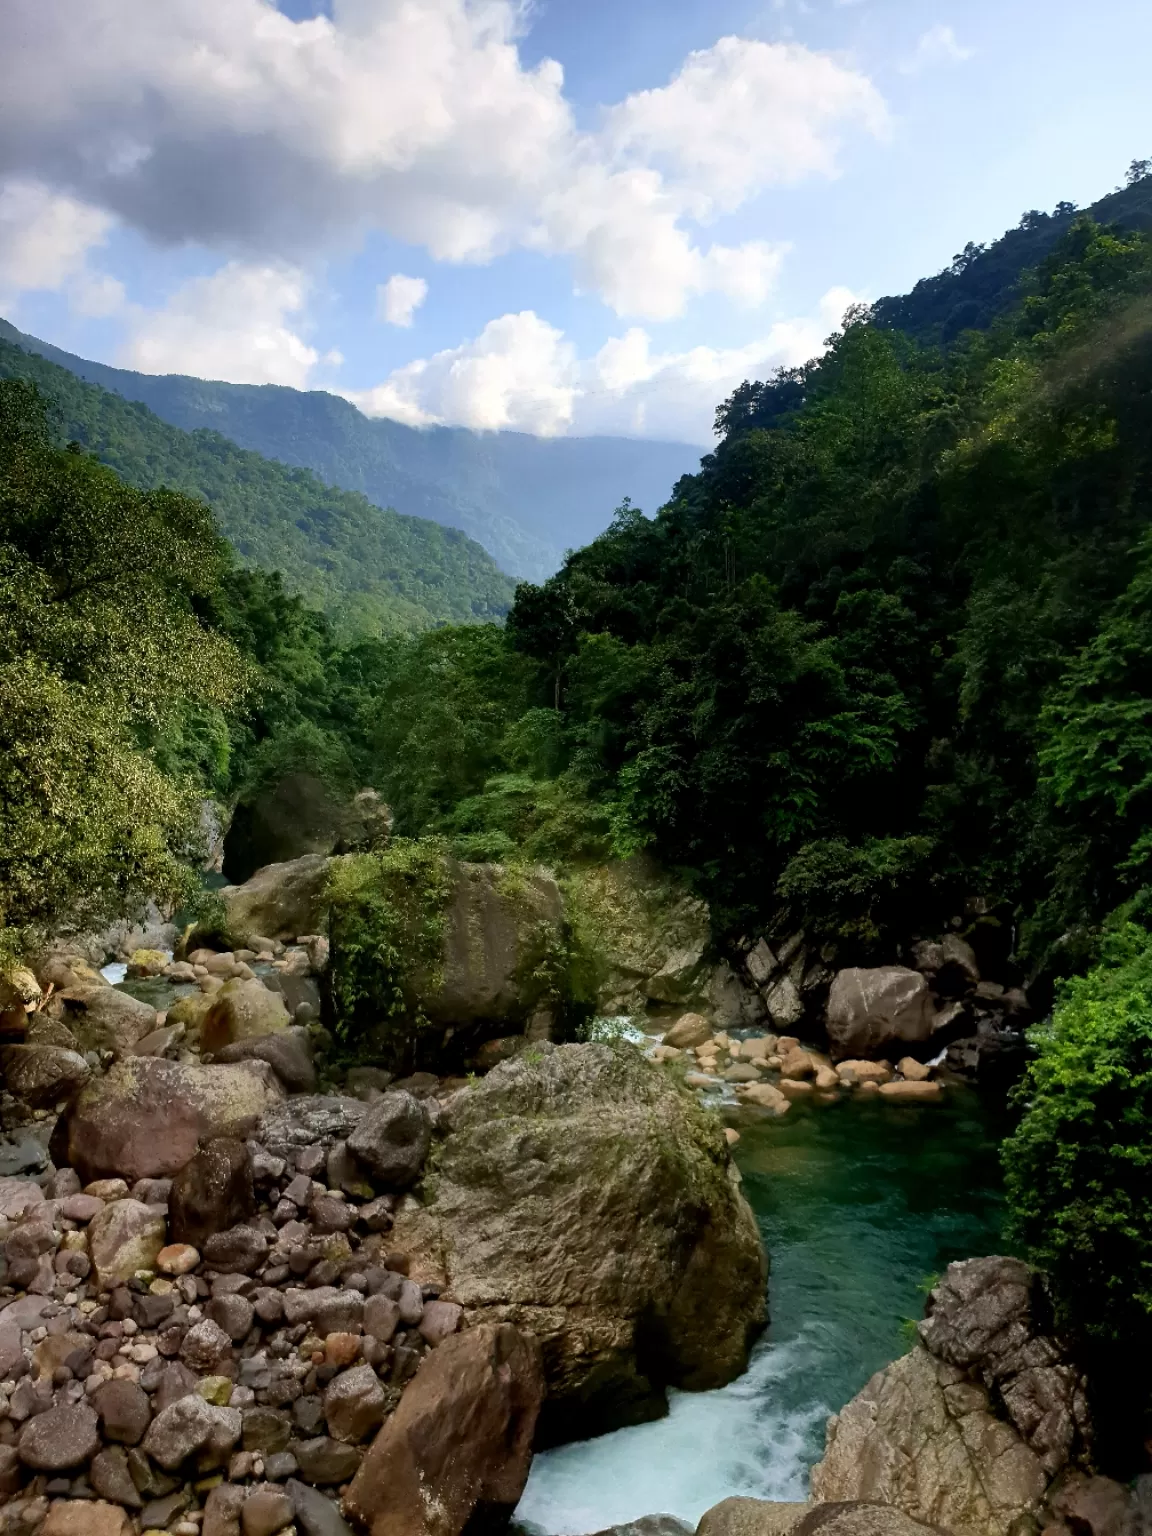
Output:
[{"left": 515, "top": 1085, "right": 1013, "bottom": 1533}]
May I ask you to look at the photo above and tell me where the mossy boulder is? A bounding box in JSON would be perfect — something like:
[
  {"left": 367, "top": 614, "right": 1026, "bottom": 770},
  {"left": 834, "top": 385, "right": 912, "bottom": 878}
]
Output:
[
  {"left": 391, "top": 1041, "right": 767, "bottom": 1444},
  {"left": 216, "top": 854, "right": 331, "bottom": 946},
  {"left": 328, "top": 844, "right": 570, "bottom": 1069},
  {"left": 200, "top": 980, "right": 291, "bottom": 1056}
]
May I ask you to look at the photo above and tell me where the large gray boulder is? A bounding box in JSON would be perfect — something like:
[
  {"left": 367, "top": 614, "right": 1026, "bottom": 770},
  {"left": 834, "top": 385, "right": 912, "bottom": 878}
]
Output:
[
  {"left": 391, "top": 1042, "right": 766, "bottom": 1443},
  {"left": 809, "top": 1257, "right": 1088, "bottom": 1536},
  {"left": 824, "top": 968, "right": 934, "bottom": 1062},
  {"left": 219, "top": 854, "right": 331, "bottom": 945}
]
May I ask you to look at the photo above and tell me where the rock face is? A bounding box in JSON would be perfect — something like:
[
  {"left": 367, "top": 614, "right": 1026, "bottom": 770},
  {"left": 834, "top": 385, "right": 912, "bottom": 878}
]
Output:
[
  {"left": 220, "top": 854, "right": 332, "bottom": 945},
  {"left": 824, "top": 968, "right": 934, "bottom": 1062},
  {"left": 391, "top": 1042, "right": 766, "bottom": 1442},
  {"left": 56, "top": 1057, "right": 285, "bottom": 1182},
  {"left": 809, "top": 1257, "right": 1089, "bottom": 1536},
  {"left": 200, "top": 979, "right": 292, "bottom": 1056},
  {"left": 344, "top": 1323, "right": 544, "bottom": 1536}
]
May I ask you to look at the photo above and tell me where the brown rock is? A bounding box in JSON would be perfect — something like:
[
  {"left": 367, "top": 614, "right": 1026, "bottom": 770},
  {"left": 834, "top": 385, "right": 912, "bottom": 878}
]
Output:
[
  {"left": 58, "top": 1057, "right": 284, "bottom": 1183},
  {"left": 878, "top": 1081, "right": 942, "bottom": 1102},
  {"left": 835, "top": 1061, "right": 892, "bottom": 1086},
  {"left": 50, "top": 985, "right": 157, "bottom": 1056},
  {"left": 40, "top": 1502, "right": 132, "bottom": 1536},
  {"left": 779, "top": 1051, "right": 815, "bottom": 1080},
  {"left": 344, "top": 1323, "right": 543, "bottom": 1536},
  {"left": 203, "top": 1483, "right": 248, "bottom": 1536},
  {"left": 825, "top": 968, "right": 934, "bottom": 1062},
  {"left": 201, "top": 981, "right": 291, "bottom": 1057},
  {"left": 242, "top": 1488, "right": 295, "bottom": 1536},
  {"left": 696, "top": 1500, "right": 812, "bottom": 1536},
  {"left": 88, "top": 1199, "right": 167, "bottom": 1289},
  {"left": 18, "top": 1402, "right": 100, "bottom": 1470},
  {"left": 897, "top": 1058, "right": 932, "bottom": 1083},
  {"left": 215, "top": 1029, "right": 317, "bottom": 1093},
  {"left": 737, "top": 1082, "right": 791, "bottom": 1115},
  {"left": 169, "top": 1138, "right": 255, "bottom": 1250},
  {"left": 89, "top": 1444, "right": 143, "bottom": 1509},
  {"left": 323, "top": 1364, "right": 387, "bottom": 1443},
  {"left": 0, "top": 1045, "right": 90, "bottom": 1107},
  {"left": 662, "top": 1013, "right": 713, "bottom": 1049},
  {"left": 418, "top": 1300, "right": 462, "bottom": 1345},
  {"left": 93, "top": 1379, "right": 152, "bottom": 1445},
  {"left": 793, "top": 1506, "right": 949, "bottom": 1535}
]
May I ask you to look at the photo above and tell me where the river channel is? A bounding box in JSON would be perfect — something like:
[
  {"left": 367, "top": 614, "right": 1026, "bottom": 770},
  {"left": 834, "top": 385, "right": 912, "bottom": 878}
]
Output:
[{"left": 516, "top": 1085, "right": 1014, "bottom": 1533}]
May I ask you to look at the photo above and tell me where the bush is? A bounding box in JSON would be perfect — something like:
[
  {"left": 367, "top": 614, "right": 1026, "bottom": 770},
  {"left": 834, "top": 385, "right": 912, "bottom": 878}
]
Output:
[{"left": 1003, "top": 922, "right": 1152, "bottom": 1428}]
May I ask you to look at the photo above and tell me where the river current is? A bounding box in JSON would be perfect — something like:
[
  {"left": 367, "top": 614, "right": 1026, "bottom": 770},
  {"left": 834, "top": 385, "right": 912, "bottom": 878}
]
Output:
[{"left": 515, "top": 1086, "right": 1012, "bottom": 1533}]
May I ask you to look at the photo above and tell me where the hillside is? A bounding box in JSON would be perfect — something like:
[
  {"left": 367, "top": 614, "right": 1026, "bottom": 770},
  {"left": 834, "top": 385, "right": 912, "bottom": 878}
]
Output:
[
  {"left": 0, "top": 334, "right": 515, "bottom": 634},
  {"left": 872, "top": 168, "right": 1152, "bottom": 343},
  {"left": 0, "top": 317, "right": 701, "bottom": 581}
]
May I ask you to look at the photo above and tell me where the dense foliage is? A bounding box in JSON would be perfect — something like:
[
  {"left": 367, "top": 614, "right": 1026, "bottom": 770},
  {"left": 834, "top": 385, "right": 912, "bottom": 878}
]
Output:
[
  {"left": 1003, "top": 925, "right": 1152, "bottom": 1455},
  {"left": 0, "top": 381, "right": 250, "bottom": 944},
  {"left": 0, "top": 334, "right": 514, "bottom": 635}
]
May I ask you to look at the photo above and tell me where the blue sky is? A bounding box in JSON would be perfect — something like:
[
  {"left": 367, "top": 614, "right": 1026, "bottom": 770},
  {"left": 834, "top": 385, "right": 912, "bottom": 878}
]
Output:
[{"left": 0, "top": 0, "right": 1149, "bottom": 443}]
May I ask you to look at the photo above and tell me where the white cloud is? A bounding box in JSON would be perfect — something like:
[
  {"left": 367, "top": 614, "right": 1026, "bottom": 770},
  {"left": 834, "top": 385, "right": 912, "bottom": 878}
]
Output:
[
  {"left": 900, "top": 25, "right": 974, "bottom": 75},
  {"left": 119, "top": 261, "right": 336, "bottom": 387},
  {"left": 0, "top": 2, "right": 888, "bottom": 319},
  {"left": 0, "top": 179, "right": 121, "bottom": 311},
  {"left": 377, "top": 274, "right": 428, "bottom": 328},
  {"left": 347, "top": 288, "right": 861, "bottom": 443}
]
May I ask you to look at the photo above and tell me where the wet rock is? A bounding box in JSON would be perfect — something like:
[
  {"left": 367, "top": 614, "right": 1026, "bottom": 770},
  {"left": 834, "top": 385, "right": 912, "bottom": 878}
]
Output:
[
  {"left": 88, "top": 1199, "right": 167, "bottom": 1290},
  {"left": 661, "top": 1014, "right": 712, "bottom": 1049},
  {"left": 204, "top": 1224, "right": 268, "bottom": 1274},
  {"left": 286, "top": 1478, "right": 356, "bottom": 1536},
  {"left": 152, "top": 1361, "right": 201, "bottom": 1415},
  {"left": 696, "top": 1501, "right": 811, "bottom": 1536},
  {"left": 391, "top": 1042, "right": 765, "bottom": 1444},
  {"left": 215, "top": 1029, "right": 317, "bottom": 1093},
  {"left": 58, "top": 1057, "right": 284, "bottom": 1183},
  {"left": 18, "top": 1402, "right": 100, "bottom": 1470},
  {"left": 0, "top": 1045, "right": 90, "bottom": 1107},
  {"left": 794, "top": 1507, "right": 947, "bottom": 1535},
  {"left": 345, "top": 1323, "right": 543, "bottom": 1536},
  {"left": 323, "top": 1363, "right": 387, "bottom": 1442},
  {"left": 169, "top": 1137, "right": 255, "bottom": 1250},
  {"left": 202, "top": 981, "right": 292, "bottom": 1057},
  {"left": 291, "top": 1435, "right": 362, "bottom": 1484},
  {"left": 346, "top": 1091, "right": 431, "bottom": 1190},
  {"left": 810, "top": 1346, "right": 1047, "bottom": 1536},
  {"left": 51, "top": 985, "right": 157, "bottom": 1057},
  {"left": 825, "top": 968, "right": 934, "bottom": 1062},
  {"left": 143, "top": 1393, "right": 242, "bottom": 1471},
  {"left": 93, "top": 1379, "right": 152, "bottom": 1445}
]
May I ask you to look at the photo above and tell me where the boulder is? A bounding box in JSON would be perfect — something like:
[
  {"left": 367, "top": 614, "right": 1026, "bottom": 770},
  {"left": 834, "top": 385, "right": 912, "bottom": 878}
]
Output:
[
  {"left": 878, "top": 1081, "right": 941, "bottom": 1102},
  {"left": 223, "top": 773, "right": 372, "bottom": 885},
  {"left": 809, "top": 1346, "right": 1047, "bottom": 1536},
  {"left": 17, "top": 1403, "right": 100, "bottom": 1470},
  {"left": 257, "top": 1095, "right": 366, "bottom": 1162},
  {"left": 201, "top": 981, "right": 292, "bottom": 1056},
  {"left": 645, "top": 945, "right": 710, "bottom": 1004},
  {"left": 169, "top": 1139, "right": 255, "bottom": 1249},
  {"left": 144, "top": 1394, "right": 242, "bottom": 1470},
  {"left": 88, "top": 1199, "right": 167, "bottom": 1289},
  {"left": 346, "top": 1092, "right": 430, "bottom": 1190},
  {"left": 219, "top": 854, "right": 332, "bottom": 946},
  {"left": 50, "top": 984, "right": 157, "bottom": 1056},
  {"left": 0, "top": 1045, "right": 89, "bottom": 1107},
  {"left": 824, "top": 969, "right": 934, "bottom": 1062},
  {"left": 662, "top": 1013, "right": 712, "bottom": 1049},
  {"left": 696, "top": 1498, "right": 812, "bottom": 1535},
  {"left": 322, "top": 1363, "right": 387, "bottom": 1443},
  {"left": 55, "top": 1057, "right": 284, "bottom": 1183},
  {"left": 344, "top": 1323, "right": 543, "bottom": 1536},
  {"left": 707, "top": 962, "right": 767, "bottom": 1029},
  {"left": 390, "top": 1042, "right": 766, "bottom": 1442},
  {"left": 40, "top": 1503, "right": 132, "bottom": 1536},
  {"left": 214, "top": 1028, "right": 316, "bottom": 1092},
  {"left": 793, "top": 1507, "right": 950, "bottom": 1535}
]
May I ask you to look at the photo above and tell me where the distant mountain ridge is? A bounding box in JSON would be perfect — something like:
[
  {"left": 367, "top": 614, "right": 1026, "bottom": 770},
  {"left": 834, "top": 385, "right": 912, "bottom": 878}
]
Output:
[
  {"left": 0, "top": 333, "right": 516, "bottom": 635},
  {"left": 0, "top": 317, "right": 701, "bottom": 581}
]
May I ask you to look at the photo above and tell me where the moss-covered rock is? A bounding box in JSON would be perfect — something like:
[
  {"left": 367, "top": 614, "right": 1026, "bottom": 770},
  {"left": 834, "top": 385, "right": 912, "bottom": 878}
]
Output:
[
  {"left": 328, "top": 843, "right": 570, "bottom": 1070},
  {"left": 200, "top": 980, "right": 291, "bottom": 1056},
  {"left": 391, "top": 1041, "right": 767, "bottom": 1444}
]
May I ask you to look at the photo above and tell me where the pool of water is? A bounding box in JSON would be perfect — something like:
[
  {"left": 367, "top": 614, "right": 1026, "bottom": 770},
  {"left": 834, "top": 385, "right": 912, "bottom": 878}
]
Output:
[{"left": 515, "top": 1084, "right": 1014, "bottom": 1534}]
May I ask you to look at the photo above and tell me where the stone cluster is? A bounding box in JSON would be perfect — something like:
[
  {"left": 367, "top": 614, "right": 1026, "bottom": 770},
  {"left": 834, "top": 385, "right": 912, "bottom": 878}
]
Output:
[
  {"left": 655, "top": 1016, "right": 945, "bottom": 1115},
  {"left": 0, "top": 1076, "right": 539, "bottom": 1536}
]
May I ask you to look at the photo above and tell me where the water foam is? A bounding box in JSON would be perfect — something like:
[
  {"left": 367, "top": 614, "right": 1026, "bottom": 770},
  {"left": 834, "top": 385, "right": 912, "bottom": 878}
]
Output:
[{"left": 515, "top": 1330, "right": 831, "bottom": 1534}]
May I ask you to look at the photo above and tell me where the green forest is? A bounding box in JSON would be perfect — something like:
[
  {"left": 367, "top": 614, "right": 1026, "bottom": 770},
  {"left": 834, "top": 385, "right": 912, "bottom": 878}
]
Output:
[
  {"left": 4, "top": 202, "right": 1152, "bottom": 1424},
  {"left": 0, "top": 335, "right": 515, "bottom": 635}
]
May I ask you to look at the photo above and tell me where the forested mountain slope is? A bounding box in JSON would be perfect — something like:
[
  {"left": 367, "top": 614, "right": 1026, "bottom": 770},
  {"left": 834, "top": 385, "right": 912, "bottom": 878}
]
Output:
[
  {"left": 0, "top": 317, "right": 700, "bottom": 580},
  {"left": 0, "top": 334, "right": 514, "bottom": 634}
]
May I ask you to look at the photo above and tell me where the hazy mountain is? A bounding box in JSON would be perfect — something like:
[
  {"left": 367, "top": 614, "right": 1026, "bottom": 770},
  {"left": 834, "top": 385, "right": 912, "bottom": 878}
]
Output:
[{"left": 0, "top": 317, "right": 702, "bottom": 581}]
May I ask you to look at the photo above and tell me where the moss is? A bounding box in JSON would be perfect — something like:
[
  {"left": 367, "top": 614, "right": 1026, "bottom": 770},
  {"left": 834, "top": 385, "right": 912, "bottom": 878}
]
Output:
[{"left": 326, "top": 838, "right": 453, "bottom": 1064}]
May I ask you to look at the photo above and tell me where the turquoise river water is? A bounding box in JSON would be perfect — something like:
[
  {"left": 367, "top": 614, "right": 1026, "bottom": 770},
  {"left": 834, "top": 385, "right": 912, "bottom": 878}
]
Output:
[{"left": 515, "top": 1085, "right": 1013, "bottom": 1533}]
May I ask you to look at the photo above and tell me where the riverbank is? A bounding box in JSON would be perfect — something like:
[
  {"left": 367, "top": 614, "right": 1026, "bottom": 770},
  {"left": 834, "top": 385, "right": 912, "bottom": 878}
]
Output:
[{"left": 515, "top": 1085, "right": 1013, "bottom": 1533}]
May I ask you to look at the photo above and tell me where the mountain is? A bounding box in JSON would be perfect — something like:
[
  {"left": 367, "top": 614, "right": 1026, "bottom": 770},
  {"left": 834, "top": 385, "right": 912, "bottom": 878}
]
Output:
[
  {"left": 0, "top": 318, "right": 701, "bottom": 581},
  {"left": 0, "top": 333, "right": 515, "bottom": 635},
  {"left": 872, "top": 171, "right": 1152, "bottom": 345}
]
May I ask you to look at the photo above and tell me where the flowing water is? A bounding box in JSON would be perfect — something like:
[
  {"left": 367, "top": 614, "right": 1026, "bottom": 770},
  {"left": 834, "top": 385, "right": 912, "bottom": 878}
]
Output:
[{"left": 515, "top": 1085, "right": 1013, "bottom": 1534}]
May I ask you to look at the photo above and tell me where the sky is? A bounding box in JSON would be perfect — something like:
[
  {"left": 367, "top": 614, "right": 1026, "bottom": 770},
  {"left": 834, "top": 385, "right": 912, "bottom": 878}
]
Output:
[{"left": 0, "top": 0, "right": 1149, "bottom": 446}]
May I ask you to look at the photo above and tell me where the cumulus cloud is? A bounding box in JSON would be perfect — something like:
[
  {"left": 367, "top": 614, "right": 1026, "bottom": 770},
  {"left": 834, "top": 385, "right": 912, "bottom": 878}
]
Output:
[
  {"left": 378, "top": 274, "right": 428, "bottom": 328},
  {"left": 119, "top": 261, "right": 338, "bottom": 386},
  {"left": 347, "top": 288, "right": 860, "bottom": 443},
  {"left": 0, "top": 179, "right": 121, "bottom": 309},
  {"left": 900, "top": 25, "right": 974, "bottom": 74},
  {"left": 0, "top": 1, "right": 887, "bottom": 319}
]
